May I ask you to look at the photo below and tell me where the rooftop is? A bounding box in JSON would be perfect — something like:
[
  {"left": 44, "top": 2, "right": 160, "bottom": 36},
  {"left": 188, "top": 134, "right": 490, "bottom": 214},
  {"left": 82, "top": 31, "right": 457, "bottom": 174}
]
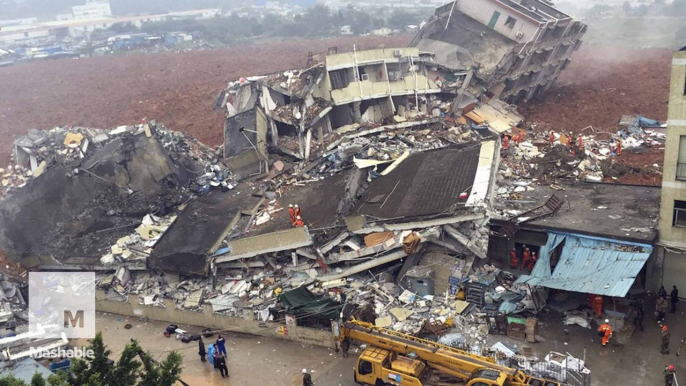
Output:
[
  {"left": 354, "top": 144, "right": 482, "bottom": 220},
  {"left": 501, "top": 182, "right": 660, "bottom": 243}
]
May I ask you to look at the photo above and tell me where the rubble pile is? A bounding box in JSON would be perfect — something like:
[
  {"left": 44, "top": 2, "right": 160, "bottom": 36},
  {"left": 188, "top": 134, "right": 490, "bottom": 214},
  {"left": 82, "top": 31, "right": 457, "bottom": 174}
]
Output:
[{"left": 498, "top": 116, "right": 664, "bottom": 200}]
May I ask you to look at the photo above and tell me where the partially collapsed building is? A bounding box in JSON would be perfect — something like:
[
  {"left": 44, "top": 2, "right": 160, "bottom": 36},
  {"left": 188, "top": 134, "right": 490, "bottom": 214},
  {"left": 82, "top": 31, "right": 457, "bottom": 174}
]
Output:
[{"left": 410, "top": 0, "right": 586, "bottom": 103}]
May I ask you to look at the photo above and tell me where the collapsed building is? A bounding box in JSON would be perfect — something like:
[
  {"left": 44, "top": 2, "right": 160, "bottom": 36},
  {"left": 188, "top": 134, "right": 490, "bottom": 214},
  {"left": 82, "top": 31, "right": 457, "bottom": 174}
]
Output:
[{"left": 410, "top": 0, "right": 586, "bottom": 104}]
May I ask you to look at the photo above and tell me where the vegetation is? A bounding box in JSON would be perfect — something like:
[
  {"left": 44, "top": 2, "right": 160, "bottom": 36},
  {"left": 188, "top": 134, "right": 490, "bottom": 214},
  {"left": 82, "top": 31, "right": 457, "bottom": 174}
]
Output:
[{"left": 0, "top": 332, "right": 182, "bottom": 386}]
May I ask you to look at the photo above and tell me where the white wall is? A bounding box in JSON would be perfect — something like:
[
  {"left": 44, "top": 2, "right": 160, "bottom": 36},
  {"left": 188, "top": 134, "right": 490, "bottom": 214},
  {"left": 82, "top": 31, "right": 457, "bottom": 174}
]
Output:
[
  {"left": 73, "top": 1, "right": 112, "bottom": 19},
  {"left": 455, "top": 0, "right": 540, "bottom": 43},
  {"left": 0, "top": 29, "right": 50, "bottom": 44}
]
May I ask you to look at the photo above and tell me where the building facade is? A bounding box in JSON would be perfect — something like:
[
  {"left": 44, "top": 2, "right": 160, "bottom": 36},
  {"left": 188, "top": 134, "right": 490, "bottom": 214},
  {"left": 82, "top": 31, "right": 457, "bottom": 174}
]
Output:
[
  {"left": 410, "top": 0, "right": 586, "bottom": 103},
  {"left": 658, "top": 46, "right": 686, "bottom": 291},
  {"left": 72, "top": 0, "right": 112, "bottom": 20}
]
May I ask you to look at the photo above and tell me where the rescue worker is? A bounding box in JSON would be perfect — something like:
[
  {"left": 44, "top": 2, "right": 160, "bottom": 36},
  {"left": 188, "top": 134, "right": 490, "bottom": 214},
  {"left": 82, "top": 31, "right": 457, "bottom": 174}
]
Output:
[
  {"left": 549, "top": 131, "right": 555, "bottom": 145},
  {"left": 587, "top": 293, "right": 596, "bottom": 309},
  {"left": 598, "top": 319, "right": 612, "bottom": 347},
  {"left": 662, "top": 325, "right": 671, "bottom": 355},
  {"left": 520, "top": 245, "right": 531, "bottom": 271},
  {"left": 294, "top": 215, "right": 304, "bottom": 228},
  {"left": 518, "top": 129, "right": 525, "bottom": 143},
  {"left": 509, "top": 247, "right": 518, "bottom": 269},
  {"left": 198, "top": 337, "right": 206, "bottom": 363},
  {"left": 527, "top": 251, "right": 537, "bottom": 272},
  {"left": 302, "top": 368, "right": 314, "bottom": 386},
  {"left": 577, "top": 134, "right": 583, "bottom": 151},
  {"left": 294, "top": 204, "right": 302, "bottom": 220},
  {"left": 216, "top": 334, "right": 227, "bottom": 356},
  {"left": 288, "top": 204, "right": 296, "bottom": 226},
  {"left": 503, "top": 134, "right": 510, "bottom": 151},
  {"left": 665, "top": 365, "right": 676, "bottom": 386},
  {"left": 671, "top": 285, "right": 679, "bottom": 313},
  {"left": 615, "top": 140, "right": 622, "bottom": 156},
  {"left": 593, "top": 294, "right": 604, "bottom": 318},
  {"left": 657, "top": 295, "right": 668, "bottom": 322}
]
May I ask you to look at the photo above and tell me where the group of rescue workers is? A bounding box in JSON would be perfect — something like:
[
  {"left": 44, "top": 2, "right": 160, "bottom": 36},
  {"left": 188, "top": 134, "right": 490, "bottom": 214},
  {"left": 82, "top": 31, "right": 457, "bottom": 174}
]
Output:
[
  {"left": 288, "top": 204, "right": 304, "bottom": 227},
  {"left": 501, "top": 129, "right": 623, "bottom": 156},
  {"left": 509, "top": 245, "right": 537, "bottom": 273},
  {"left": 592, "top": 285, "right": 681, "bottom": 386}
]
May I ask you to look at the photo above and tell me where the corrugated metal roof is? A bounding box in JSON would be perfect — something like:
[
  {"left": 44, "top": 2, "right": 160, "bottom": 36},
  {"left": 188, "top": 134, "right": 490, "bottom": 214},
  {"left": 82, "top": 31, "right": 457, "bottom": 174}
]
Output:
[
  {"left": 516, "top": 232, "right": 652, "bottom": 297},
  {"left": 0, "top": 358, "right": 53, "bottom": 383}
]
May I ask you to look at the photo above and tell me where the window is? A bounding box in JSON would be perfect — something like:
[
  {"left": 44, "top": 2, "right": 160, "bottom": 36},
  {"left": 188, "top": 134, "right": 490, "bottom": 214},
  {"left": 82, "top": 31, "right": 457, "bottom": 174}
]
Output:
[
  {"left": 674, "top": 200, "right": 686, "bottom": 228},
  {"left": 505, "top": 16, "right": 517, "bottom": 29},
  {"left": 23, "top": 32, "right": 29, "bottom": 37},
  {"left": 358, "top": 360, "right": 373, "bottom": 375},
  {"left": 678, "top": 136, "right": 686, "bottom": 181}
]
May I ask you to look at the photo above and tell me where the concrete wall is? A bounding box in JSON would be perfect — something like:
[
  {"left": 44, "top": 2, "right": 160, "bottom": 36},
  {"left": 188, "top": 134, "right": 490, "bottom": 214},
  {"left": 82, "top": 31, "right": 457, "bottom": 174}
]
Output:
[
  {"left": 454, "top": 0, "right": 540, "bottom": 43},
  {"left": 95, "top": 290, "right": 337, "bottom": 349},
  {"left": 326, "top": 47, "right": 420, "bottom": 69},
  {"left": 659, "top": 50, "right": 686, "bottom": 246},
  {"left": 330, "top": 75, "right": 439, "bottom": 105}
]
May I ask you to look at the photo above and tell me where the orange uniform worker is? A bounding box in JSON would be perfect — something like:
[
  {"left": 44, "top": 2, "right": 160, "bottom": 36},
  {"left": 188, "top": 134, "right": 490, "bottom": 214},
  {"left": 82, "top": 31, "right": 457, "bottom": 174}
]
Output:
[
  {"left": 503, "top": 134, "right": 510, "bottom": 150},
  {"left": 509, "top": 247, "right": 518, "bottom": 269},
  {"left": 520, "top": 245, "right": 531, "bottom": 271},
  {"left": 578, "top": 135, "right": 583, "bottom": 151},
  {"left": 294, "top": 204, "right": 302, "bottom": 219},
  {"left": 288, "top": 204, "right": 296, "bottom": 226},
  {"left": 527, "top": 252, "right": 537, "bottom": 272},
  {"left": 598, "top": 319, "right": 613, "bottom": 346},
  {"left": 587, "top": 293, "right": 596, "bottom": 308},
  {"left": 593, "top": 295, "right": 604, "bottom": 318},
  {"left": 549, "top": 131, "right": 555, "bottom": 145},
  {"left": 294, "top": 215, "right": 304, "bottom": 228}
]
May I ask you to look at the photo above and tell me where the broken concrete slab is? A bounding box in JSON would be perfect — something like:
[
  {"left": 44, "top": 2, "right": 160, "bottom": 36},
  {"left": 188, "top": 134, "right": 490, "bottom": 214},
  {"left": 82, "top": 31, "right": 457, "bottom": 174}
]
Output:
[{"left": 216, "top": 227, "right": 313, "bottom": 263}]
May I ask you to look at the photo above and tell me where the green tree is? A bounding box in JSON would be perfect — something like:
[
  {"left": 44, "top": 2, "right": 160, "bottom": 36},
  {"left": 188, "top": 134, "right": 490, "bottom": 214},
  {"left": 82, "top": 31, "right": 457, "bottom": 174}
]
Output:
[
  {"left": 72, "top": 332, "right": 112, "bottom": 385},
  {"left": 158, "top": 352, "right": 183, "bottom": 386},
  {"left": 137, "top": 351, "right": 161, "bottom": 386},
  {"left": 29, "top": 374, "right": 45, "bottom": 386},
  {"left": 46, "top": 372, "right": 69, "bottom": 386},
  {"left": 388, "top": 9, "right": 416, "bottom": 29},
  {"left": 105, "top": 340, "right": 141, "bottom": 386},
  {"left": 0, "top": 375, "right": 27, "bottom": 386}
]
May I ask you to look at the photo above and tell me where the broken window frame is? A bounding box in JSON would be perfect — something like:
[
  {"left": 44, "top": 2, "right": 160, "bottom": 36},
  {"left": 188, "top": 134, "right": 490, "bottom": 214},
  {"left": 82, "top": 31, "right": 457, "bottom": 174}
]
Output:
[
  {"left": 504, "top": 16, "right": 517, "bottom": 29},
  {"left": 674, "top": 200, "right": 686, "bottom": 228}
]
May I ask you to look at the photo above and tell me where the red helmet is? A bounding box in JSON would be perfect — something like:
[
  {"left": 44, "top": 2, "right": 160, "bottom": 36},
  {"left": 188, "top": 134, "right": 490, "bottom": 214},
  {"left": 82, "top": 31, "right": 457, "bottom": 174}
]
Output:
[
  {"left": 669, "top": 365, "right": 675, "bottom": 372},
  {"left": 663, "top": 325, "right": 669, "bottom": 332}
]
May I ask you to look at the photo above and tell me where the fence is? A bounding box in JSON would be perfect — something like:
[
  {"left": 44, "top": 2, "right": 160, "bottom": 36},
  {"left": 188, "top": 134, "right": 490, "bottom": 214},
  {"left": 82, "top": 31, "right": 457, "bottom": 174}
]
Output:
[{"left": 457, "top": 345, "right": 591, "bottom": 386}]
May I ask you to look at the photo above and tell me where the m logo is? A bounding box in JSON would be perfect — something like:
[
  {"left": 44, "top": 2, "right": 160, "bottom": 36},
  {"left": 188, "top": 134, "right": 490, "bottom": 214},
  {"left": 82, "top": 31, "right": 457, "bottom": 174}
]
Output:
[
  {"left": 30, "top": 272, "right": 96, "bottom": 339},
  {"left": 64, "top": 310, "right": 85, "bottom": 328}
]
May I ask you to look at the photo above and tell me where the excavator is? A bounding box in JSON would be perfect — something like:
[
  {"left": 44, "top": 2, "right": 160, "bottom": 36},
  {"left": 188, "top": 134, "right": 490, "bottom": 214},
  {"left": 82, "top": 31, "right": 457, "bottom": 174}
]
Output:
[{"left": 338, "top": 319, "right": 559, "bottom": 386}]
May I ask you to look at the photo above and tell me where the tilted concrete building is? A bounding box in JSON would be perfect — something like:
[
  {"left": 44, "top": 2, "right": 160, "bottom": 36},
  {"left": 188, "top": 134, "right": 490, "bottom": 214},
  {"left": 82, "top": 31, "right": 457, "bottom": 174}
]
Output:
[
  {"left": 410, "top": 0, "right": 586, "bottom": 103},
  {"left": 658, "top": 46, "right": 686, "bottom": 290}
]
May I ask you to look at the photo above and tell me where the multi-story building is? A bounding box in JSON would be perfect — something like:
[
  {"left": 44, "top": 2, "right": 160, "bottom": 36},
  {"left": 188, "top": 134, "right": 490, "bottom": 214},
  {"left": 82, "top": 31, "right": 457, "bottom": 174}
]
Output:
[
  {"left": 410, "top": 0, "right": 586, "bottom": 103},
  {"left": 658, "top": 46, "right": 686, "bottom": 291},
  {"left": 72, "top": 0, "right": 112, "bottom": 20}
]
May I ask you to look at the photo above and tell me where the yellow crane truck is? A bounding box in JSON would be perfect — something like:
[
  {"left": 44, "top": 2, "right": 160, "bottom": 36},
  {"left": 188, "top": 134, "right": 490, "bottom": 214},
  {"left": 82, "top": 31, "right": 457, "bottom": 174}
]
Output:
[{"left": 338, "top": 320, "right": 559, "bottom": 386}]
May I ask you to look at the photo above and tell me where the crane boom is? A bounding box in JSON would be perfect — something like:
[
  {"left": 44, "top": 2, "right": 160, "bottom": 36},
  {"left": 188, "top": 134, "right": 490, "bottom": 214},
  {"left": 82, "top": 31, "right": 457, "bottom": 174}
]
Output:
[{"left": 340, "top": 320, "right": 558, "bottom": 386}]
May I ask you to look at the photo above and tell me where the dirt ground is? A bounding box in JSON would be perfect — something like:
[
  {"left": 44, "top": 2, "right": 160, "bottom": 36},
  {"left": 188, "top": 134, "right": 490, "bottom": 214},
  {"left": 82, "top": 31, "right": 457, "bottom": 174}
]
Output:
[
  {"left": 0, "top": 36, "right": 410, "bottom": 166},
  {"left": 521, "top": 45, "right": 671, "bottom": 133}
]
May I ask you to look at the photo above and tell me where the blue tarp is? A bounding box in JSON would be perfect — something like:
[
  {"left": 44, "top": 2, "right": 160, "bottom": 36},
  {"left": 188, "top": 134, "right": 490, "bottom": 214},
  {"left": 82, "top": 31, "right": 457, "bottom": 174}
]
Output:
[{"left": 516, "top": 232, "right": 652, "bottom": 297}]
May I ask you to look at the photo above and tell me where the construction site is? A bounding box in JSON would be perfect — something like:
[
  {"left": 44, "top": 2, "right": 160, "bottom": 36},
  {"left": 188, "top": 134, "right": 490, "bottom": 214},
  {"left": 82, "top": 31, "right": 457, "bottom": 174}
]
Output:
[{"left": 0, "top": 0, "right": 683, "bottom": 385}]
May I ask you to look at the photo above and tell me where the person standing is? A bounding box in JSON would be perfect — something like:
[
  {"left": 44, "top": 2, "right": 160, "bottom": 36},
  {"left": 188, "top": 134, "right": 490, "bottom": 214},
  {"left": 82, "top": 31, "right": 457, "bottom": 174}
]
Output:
[
  {"left": 302, "top": 368, "right": 314, "bottom": 386},
  {"left": 671, "top": 286, "right": 679, "bottom": 313},
  {"left": 217, "top": 354, "right": 228, "bottom": 378},
  {"left": 509, "top": 247, "right": 518, "bottom": 269},
  {"left": 657, "top": 296, "right": 668, "bottom": 322},
  {"left": 593, "top": 295, "right": 604, "bottom": 318},
  {"left": 598, "top": 319, "right": 612, "bottom": 347},
  {"left": 216, "top": 334, "right": 227, "bottom": 356},
  {"left": 198, "top": 338, "right": 206, "bottom": 362},
  {"left": 527, "top": 252, "right": 537, "bottom": 272},
  {"left": 520, "top": 245, "right": 531, "bottom": 271},
  {"left": 660, "top": 286, "right": 668, "bottom": 299},
  {"left": 662, "top": 325, "right": 671, "bottom": 355},
  {"left": 665, "top": 365, "right": 676, "bottom": 386}
]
